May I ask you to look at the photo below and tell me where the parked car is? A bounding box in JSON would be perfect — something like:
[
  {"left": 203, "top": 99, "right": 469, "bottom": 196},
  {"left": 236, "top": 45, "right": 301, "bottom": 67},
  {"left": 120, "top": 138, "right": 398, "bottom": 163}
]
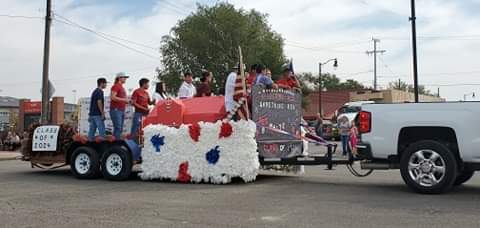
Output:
[
  {"left": 336, "top": 101, "right": 374, "bottom": 123},
  {"left": 322, "top": 121, "right": 339, "bottom": 141}
]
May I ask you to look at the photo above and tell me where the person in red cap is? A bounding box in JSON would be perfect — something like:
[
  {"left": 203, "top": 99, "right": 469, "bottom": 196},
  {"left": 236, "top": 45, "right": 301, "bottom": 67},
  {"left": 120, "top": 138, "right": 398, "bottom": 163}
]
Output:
[
  {"left": 276, "top": 68, "right": 300, "bottom": 90},
  {"left": 110, "top": 72, "right": 129, "bottom": 140}
]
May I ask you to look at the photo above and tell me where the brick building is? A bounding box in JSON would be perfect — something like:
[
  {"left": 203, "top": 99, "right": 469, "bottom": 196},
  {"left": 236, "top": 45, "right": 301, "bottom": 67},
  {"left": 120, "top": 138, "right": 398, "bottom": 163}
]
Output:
[
  {"left": 303, "top": 89, "right": 445, "bottom": 120},
  {"left": 0, "top": 96, "right": 19, "bottom": 132}
]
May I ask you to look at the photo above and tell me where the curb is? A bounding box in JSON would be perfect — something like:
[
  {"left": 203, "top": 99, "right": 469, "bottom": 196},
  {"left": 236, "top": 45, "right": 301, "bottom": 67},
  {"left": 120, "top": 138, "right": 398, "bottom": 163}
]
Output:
[{"left": 0, "top": 155, "right": 21, "bottom": 161}]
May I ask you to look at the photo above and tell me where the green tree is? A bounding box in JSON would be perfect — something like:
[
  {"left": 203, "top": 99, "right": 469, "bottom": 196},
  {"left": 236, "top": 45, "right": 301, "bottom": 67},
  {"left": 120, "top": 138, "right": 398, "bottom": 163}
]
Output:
[
  {"left": 389, "top": 79, "right": 408, "bottom": 91},
  {"left": 388, "top": 79, "right": 433, "bottom": 96},
  {"left": 159, "top": 3, "right": 287, "bottom": 94},
  {"left": 296, "top": 72, "right": 365, "bottom": 90}
]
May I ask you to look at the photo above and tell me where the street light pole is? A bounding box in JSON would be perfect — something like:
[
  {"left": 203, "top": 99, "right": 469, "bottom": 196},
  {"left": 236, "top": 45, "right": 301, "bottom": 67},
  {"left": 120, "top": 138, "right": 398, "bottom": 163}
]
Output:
[
  {"left": 318, "top": 58, "right": 338, "bottom": 118},
  {"left": 72, "top": 90, "right": 77, "bottom": 104},
  {"left": 318, "top": 62, "right": 322, "bottom": 118}
]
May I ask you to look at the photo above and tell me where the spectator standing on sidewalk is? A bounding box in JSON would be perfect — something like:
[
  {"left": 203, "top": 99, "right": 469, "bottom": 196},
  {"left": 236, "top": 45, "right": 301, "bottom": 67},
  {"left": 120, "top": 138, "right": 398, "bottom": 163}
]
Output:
[
  {"left": 110, "top": 72, "right": 129, "bottom": 140},
  {"left": 87, "top": 78, "right": 107, "bottom": 141},
  {"left": 315, "top": 113, "right": 323, "bottom": 138},
  {"left": 338, "top": 116, "right": 351, "bottom": 157},
  {"left": 130, "top": 78, "right": 154, "bottom": 141}
]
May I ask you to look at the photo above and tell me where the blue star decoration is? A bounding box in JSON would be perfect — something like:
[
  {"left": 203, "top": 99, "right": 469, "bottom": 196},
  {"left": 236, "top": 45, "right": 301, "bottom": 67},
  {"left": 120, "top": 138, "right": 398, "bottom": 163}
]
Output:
[
  {"left": 150, "top": 135, "right": 165, "bottom": 153},
  {"left": 206, "top": 146, "right": 221, "bottom": 165}
]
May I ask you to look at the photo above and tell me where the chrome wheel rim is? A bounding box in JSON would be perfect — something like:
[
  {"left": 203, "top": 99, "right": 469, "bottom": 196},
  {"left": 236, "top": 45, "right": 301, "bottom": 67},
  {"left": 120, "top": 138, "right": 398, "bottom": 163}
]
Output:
[
  {"left": 106, "top": 153, "right": 123, "bottom": 176},
  {"left": 408, "top": 149, "right": 446, "bottom": 187},
  {"left": 74, "top": 153, "right": 91, "bottom": 175}
]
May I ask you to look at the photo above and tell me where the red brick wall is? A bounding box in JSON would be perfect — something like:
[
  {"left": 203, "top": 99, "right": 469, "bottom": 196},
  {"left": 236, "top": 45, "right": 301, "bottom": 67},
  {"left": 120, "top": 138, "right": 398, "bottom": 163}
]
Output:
[{"left": 303, "top": 91, "right": 352, "bottom": 120}]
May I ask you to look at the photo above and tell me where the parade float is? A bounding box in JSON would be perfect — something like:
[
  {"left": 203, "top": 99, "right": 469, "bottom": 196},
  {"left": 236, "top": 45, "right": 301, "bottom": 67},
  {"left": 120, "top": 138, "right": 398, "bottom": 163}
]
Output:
[
  {"left": 21, "top": 48, "right": 364, "bottom": 184},
  {"left": 139, "top": 96, "right": 259, "bottom": 184}
]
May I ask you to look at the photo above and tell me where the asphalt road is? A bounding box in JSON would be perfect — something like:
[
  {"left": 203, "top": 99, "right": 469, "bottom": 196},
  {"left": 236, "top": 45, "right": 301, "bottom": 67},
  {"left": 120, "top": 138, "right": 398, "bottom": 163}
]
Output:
[{"left": 2, "top": 152, "right": 480, "bottom": 228}]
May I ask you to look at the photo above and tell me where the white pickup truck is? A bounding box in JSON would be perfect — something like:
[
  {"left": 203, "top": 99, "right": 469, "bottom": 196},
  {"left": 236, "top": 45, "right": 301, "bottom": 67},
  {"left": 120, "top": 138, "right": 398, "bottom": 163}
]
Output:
[{"left": 357, "top": 102, "right": 479, "bottom": 194}]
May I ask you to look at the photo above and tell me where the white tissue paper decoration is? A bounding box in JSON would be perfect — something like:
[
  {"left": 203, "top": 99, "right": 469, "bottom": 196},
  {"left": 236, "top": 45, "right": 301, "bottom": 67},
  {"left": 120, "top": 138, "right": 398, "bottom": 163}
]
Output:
[{"left": 139, "top": 120, "right": 259, "bottom": 184}]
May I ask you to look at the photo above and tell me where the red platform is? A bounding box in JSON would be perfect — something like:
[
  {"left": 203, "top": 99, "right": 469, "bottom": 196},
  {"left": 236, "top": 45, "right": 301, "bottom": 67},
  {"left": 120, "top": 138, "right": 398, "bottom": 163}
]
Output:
[{"left": 143, "top": 96, "right": 227, "bottom": 127}]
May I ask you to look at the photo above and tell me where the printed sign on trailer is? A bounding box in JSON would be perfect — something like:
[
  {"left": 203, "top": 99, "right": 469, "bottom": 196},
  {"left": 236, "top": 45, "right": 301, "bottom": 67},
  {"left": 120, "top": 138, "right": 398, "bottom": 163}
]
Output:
[{"left": 32, "top": 125, "right": 60, "bottom": 152}]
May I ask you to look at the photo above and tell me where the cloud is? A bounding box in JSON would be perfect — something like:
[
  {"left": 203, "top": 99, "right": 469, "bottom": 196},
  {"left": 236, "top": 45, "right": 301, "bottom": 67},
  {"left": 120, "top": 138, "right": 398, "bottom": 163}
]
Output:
[{"left": 0, "top": 0, "right": 479, "bottom": 101}]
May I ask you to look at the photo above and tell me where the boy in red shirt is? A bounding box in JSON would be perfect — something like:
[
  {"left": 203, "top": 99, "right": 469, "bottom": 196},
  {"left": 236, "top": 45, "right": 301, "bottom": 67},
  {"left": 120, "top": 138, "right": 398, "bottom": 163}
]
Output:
[
  {"left": 276, "top": 68, "right": 300, "bottom": 90},
  {"left": 130, "top": 78, "right": 154, "bottom": 141}
]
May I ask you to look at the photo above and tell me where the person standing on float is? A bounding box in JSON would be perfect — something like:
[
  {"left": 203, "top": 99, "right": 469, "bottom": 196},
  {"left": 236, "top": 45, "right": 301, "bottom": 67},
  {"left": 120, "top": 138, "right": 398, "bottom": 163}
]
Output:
[{"left": 110, "top": 72, "right": 129, "bottom": 140}]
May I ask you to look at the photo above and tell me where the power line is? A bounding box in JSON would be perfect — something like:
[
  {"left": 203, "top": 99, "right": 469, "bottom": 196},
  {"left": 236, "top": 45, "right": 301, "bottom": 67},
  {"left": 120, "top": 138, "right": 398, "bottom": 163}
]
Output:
[
  {"left": 337, "top": 70, "right": 373, "bottom": 77},
  {"left": 158, "top": 0, "right": 193, "bottom": 16},
  {"left": 0, "top": 66, "right": 157, "bottom": 87},
  {"left": 284, "top": 41, "right": 365, "bottom": 54},
  {"left": 378, "top": 56, "right": 397, "bottom": 78},
  {"left": 53, "top": 16, "right": 161, "bottom": 60},
  {"left": 0, "top": 14, "right": 43, "bottom": 19},
  {"left": 378, "top": 70, "right": 480, "bottom": 79},
  {"left": 380, "top": 35, "right": 480, "bottom": 41},
  {"left": 54, "top": 13, "right": 160, "bottom": 51},
  {"left": 285, "top": 39, "right": 370, "bottom": 49}
]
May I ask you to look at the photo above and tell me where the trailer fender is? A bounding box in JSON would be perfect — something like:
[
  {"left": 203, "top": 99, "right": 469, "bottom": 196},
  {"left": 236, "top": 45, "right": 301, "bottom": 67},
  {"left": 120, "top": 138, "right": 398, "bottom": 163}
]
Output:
[{"left": 123, "top": 139, "right": 141, "bottom": 161}]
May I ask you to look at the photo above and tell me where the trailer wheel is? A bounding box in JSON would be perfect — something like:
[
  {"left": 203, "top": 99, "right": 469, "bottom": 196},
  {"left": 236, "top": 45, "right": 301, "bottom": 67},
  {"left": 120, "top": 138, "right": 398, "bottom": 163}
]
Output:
[
  {"left": 400, "top": 140, "right": 457, "bottom": 194},
  {"left": 454, "top": 170, "right": 474, "bottom": 186},
  {"left": 101, "top": 145, "right": 132, "bottom": 181},
  {"left": 70, "top": 146, "right": 101, "bottom": 179}
]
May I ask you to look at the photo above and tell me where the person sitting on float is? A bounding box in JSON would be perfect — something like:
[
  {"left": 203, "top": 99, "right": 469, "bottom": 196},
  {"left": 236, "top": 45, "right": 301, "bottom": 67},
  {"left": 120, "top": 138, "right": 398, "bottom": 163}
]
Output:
[
  {"left": 254, "top": 64, "right": 278, "bottom": 89},
  {"left": 276, "top": 68, "right": 300, "bottom": 90}
]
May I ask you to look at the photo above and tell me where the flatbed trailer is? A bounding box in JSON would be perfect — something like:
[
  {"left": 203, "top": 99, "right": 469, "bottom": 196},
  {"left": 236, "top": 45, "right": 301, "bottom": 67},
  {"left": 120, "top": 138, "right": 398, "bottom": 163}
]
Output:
[
  {"left": 22, "top": 127, "right": 369, "bottom": 182},
  {"left": 21, "top": 86, "right": 372, "bottom": 181}
]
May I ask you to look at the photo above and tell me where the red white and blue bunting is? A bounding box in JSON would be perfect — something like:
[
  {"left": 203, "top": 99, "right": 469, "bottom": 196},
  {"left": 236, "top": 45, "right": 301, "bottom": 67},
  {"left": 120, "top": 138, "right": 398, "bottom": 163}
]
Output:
[{"left": 140, "top": 120, "right": 259, "bottom": 184}]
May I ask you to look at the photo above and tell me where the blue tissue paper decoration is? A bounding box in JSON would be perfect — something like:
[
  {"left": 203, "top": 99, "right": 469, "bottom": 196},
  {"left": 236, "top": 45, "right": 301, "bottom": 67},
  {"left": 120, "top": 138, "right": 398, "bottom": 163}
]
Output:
[
  {"left": 150, "top": 135, "right": 165, "bottom": 153},
  {"left": 206, "top": 146, "right": 221, "bottom": 165}
]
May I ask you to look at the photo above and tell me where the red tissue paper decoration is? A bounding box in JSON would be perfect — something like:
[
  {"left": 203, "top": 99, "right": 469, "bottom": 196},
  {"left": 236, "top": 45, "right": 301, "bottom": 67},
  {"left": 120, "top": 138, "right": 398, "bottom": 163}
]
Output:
[
  {"left": 219, "top": 122, "right": 233, "bottom": 138},
  {"left": 177, "top": 161, "right": 191, "bottom": 183},
  {"left": 188, "top": 123, "right": 201, "bottom": 142}
]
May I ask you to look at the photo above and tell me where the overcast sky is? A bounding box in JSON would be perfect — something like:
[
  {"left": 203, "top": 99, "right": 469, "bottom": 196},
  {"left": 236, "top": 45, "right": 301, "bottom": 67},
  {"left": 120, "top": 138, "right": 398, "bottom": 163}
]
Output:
[{"left": 1, "top": 0, "right": 480, "bottom": 102}]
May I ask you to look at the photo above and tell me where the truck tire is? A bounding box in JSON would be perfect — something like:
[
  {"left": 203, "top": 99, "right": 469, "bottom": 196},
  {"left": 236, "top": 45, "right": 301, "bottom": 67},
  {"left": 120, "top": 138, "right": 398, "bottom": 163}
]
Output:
[
  {"left": 101, "top": 145, "right": 132, "bottom": 181},
  {"left": 70, "top": 146, "right": 101, "bottom": 179},
  {"left": 454, "top": 170, "right": 474, "bottom": 186},
  {"left": 400, "top": 140, "right": 457, "bottom": 194}
]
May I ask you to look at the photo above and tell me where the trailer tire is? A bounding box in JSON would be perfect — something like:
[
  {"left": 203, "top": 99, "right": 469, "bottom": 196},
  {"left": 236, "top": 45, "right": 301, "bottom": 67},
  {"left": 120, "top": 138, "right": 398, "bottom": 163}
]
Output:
[
  {"left": 454, "top": 170, "right": 474, "bottom": 186},
  {"left": 70, "top": 146, "right": 101, "bottom": 179},
  {"left": 101, "top": 145, "right": 132, "bottom": 181},
  {"left": 400, "top": 140, "right": 457, "bottom": 194}
]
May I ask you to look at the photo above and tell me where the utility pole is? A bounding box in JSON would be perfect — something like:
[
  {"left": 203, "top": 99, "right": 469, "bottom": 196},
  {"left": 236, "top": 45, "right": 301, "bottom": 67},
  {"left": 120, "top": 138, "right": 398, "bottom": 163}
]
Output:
[
  {"left": 366, "top": 38, "right": 386, "bottom": 91},
  {"left": 41, "top": 0, "right": 52, "bottom": 124},
  {"left": 410, "top": 0, "right": 420, "bottom": 103}
]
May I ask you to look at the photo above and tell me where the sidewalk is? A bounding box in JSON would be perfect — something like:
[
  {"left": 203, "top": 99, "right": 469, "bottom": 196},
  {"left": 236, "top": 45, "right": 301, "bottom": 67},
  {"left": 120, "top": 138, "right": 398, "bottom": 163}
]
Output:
[{"left": 0, "top": 151, "right": 22, "bottom": 161}]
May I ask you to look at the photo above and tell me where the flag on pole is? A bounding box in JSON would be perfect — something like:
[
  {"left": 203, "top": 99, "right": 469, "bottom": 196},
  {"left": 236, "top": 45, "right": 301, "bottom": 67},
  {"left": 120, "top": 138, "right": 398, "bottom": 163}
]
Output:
[{"left": 288, "top": 58, "right": 294, "bottom": 74}]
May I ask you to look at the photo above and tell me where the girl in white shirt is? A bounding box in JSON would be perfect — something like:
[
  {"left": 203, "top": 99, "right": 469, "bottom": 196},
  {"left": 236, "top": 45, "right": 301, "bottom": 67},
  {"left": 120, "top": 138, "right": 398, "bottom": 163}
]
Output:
[{"left": 153, "top": 82, "right": 168, "bottom": 102}]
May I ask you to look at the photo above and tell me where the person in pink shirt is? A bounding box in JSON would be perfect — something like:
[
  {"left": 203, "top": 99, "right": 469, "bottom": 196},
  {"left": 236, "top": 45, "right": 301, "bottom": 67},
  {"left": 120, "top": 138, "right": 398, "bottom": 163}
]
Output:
[{"left": 349, "top": 120, "right": 359, "bottom": 157}]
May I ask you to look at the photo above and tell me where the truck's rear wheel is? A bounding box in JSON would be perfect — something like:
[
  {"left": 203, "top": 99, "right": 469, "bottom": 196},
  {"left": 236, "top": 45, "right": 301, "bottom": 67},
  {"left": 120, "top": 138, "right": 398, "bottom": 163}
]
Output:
[
  {"left": 71, "top": 146, "right": 101, "bottom": 179},
  {"left": 101, "top": 145, "right": 132, "bottom": 181},
  {"left": 454, "top": 170, "right": 474, "bottom": 186},
  {"left": 400, "top": 140, "right": 457, "bottom": 194}
]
